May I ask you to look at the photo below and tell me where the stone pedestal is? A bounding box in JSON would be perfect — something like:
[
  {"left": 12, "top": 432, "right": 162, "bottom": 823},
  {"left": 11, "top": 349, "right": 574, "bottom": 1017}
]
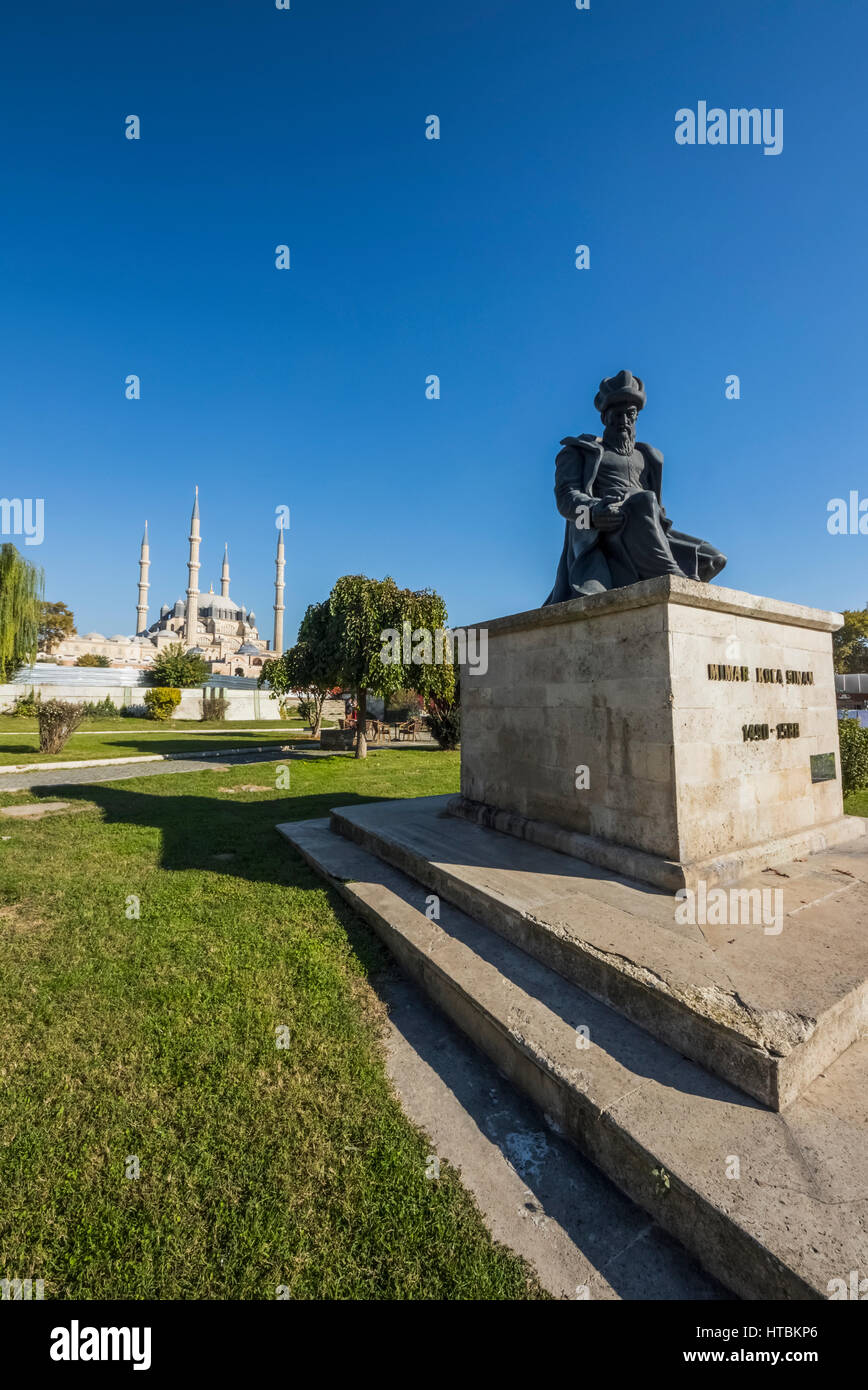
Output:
[{"left": 453, "top": 576, "right": 864, "bottom": 889}]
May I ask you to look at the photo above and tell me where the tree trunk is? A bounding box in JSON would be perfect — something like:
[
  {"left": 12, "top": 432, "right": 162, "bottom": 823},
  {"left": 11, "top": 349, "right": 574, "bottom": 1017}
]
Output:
[
  {"left": 355, "top": 687, "right": 368, "bottom": 759},
  {"left": 312, "top": 691, "right": 324, "bottom": 740}
]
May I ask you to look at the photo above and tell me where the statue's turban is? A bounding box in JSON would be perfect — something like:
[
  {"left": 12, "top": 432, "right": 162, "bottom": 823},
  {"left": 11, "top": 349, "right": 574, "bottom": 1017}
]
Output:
[{"left": 594, "top": 369, "right": 646, "bottom": 414}]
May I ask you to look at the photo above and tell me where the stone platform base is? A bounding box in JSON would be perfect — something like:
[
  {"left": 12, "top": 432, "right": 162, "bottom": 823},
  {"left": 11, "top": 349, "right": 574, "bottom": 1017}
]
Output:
[
  {"left": 278, "top": 795, "right": 868, "bottom": 1299},
  {"left": 458, "top": 575, "right": 861, "bottom": 888},
  {"left": 449, "top": 793, "right": 866, "bottom": 891}
]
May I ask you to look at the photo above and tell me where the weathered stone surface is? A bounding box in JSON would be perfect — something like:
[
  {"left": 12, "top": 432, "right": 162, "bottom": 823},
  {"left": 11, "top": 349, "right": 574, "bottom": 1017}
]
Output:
[
  {"left": 382, "top": 973, "right": 726, "bottom": 1299},
  {"left": 328, "top": 795, "right": 868, "bottom": 1111},
  {"left": 277, "top": 811, "right": 868, "bottom": 1300},
  {"left": 458, "top": 575, "right": 864, "bottom": 887}
]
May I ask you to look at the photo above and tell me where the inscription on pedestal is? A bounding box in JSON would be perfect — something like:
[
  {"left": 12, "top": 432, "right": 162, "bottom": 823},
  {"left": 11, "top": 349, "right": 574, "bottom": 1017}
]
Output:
[
  {"left": 707, "top": 664, "right": 814, "bottom": 685},
  {"left": 742, "top": 722, "right": 801, "bottom": 742}
]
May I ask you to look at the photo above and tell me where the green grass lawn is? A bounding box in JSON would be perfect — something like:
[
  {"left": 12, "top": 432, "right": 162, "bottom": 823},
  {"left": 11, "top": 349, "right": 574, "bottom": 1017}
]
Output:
[
  {"left": 0, "top": 717, "right": 301, "bottom": 733},
  {"left": 0, "top": 722, "right": 307, "bottom": 766},
  {"left": 0, "top": 750, "right": 545, "bottom": 1300}
]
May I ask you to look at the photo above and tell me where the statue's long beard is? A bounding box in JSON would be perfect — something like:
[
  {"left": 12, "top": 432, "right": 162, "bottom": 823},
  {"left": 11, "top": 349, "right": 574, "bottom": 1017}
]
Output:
[{"left": 603, "top": 428, "right": 635, "bottom": 456}]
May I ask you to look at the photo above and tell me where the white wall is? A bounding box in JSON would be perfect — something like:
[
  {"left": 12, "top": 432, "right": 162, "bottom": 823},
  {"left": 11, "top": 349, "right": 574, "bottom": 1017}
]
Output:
[{"left": 0, "top": 680, "right": 283, "bottom": 722}]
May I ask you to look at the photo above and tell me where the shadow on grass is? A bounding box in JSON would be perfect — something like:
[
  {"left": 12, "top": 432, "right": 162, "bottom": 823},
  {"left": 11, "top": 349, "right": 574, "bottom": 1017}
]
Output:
[
  {"left": 24, "top": 774, "right": 413, "bottom": 988},
  {"left": 30, "top": 776, "right": 395, "bottom": 886}
]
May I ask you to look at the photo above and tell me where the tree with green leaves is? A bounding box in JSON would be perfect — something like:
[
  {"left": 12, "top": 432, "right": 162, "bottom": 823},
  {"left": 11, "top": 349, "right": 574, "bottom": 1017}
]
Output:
[
  {"left": 328, "top": 575, "right": 455, "bottom": 758},
  {"left": 39, "top": 600, "right": 76, "bottom": 653},
  {"left": 75, "top": 653, "right": 110, "bottom": 668},
  {"left": 259, "top": 600, "right": 341, "bottom": 738},
  {"left": 150, "top": 642, "right": 209, "bottom": 688},
  {"left": 0, "top": 543, "right": 43, "bottom": 683},
  {"left": 834, "top": 605, "right": 868, "bottom": 674}
]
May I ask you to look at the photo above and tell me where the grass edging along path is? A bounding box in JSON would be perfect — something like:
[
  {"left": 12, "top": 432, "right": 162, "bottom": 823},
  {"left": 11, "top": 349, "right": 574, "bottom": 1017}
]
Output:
[
  {"left": 0, "top": 743, "right": 296, "bottom": 776},
  {"left": 0, "top": 730, "right": 301, "bottom": 768},
  {"left": 0, "top": 750, "right": 546, "bottom": 1300}
]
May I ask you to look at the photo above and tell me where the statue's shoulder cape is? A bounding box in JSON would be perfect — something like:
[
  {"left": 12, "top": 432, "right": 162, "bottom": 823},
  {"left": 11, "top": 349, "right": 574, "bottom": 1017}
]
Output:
[
  {"left": 559, "top": 433, "right": 601, "bottom": 452},
  {"left": 557, "top": 434, "right": 663, "bottom": 466}
]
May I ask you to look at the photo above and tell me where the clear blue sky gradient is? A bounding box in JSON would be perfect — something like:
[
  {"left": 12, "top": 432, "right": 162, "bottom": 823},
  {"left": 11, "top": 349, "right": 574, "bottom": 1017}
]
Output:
[{"left": 2, "top": 0, "right": 866, "bottom": 640}]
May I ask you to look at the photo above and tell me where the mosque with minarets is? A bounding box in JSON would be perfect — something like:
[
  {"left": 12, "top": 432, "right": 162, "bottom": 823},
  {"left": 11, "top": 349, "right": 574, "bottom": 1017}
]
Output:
[{"left": 56, "top": 490, "right": 287, "bottom": 674}]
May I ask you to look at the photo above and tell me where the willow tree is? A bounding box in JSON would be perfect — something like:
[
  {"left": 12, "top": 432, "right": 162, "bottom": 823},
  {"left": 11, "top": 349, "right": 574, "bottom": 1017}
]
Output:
[
  {"left": 329, "top": 574, "right": 454, "bottom": 758},
  {"left": 0, "top": 544, "right": 43, "bottom": 683}
]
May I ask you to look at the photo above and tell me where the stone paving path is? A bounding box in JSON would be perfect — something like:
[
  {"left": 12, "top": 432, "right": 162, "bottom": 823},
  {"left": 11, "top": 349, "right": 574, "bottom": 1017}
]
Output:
[{"left": 0, "top": 741, "right": 439, "bottom": 792}]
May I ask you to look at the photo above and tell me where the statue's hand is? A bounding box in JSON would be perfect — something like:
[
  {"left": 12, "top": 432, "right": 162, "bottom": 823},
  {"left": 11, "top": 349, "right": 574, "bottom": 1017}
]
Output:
[{"left": 591, "top": 501, "right": 624, "bottom": 531}]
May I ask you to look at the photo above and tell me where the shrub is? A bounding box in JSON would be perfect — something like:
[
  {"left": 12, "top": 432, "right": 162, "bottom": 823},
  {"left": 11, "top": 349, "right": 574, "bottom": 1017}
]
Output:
[
  {"left": 838, "top": 716, "right": 868, "bottom": 794},
  {"left": 120, "top": 703, "right": 149, "bottom": 719},
  {"left": 201, "top": 692, "right": 228, "bottom": 722},
  {"left": 37, "top": 700, "right": 84, "bottom": 753},
  {"left": 427, "top": 696, "right": 460, "bottom": 750},
  {"left": 278, "top": 701, "right": 298, "bottom": 722},
  {"left": 75, "top": 653, "right": 110, "bottom": 667},
  {"left": 144, "top": 687, "right": 182, "bottom": 722},
  {"left": 9, "top": 689, "right": 41, "bottom": 717},
  {"left": 385, "top": 687, "right": 425, "bottom": 724},
  {"left": 150, "top": 643, "right": 208, "bottom": 688},
  {"left": 81, "top": 697, "right": 120, "bottom": 720}
]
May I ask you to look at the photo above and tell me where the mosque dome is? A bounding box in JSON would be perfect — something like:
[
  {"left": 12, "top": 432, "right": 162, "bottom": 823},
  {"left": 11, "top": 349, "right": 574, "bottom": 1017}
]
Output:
[
  {"left": 82, "top": 632, "right": 105, "bottom": 640},
  {"left": 236, "top": 643, "right": 261, "bottom": 656},
  {"left": 199, "top": 594, "right": 240, "bottom": 619}
]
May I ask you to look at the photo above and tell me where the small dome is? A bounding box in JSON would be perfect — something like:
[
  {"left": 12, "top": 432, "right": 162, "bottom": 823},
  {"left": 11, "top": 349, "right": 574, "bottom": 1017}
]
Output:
[
  {"left": 82, "top": 632, "right": 105, "bottom": 640},
  {"left": 111, "top": 634, "right": 128, "bottom": 642},
  {"left": 236, "top": 643, "right": 261, "bottom": 655},
  {"left": 187, "top": 646, "right": 205, "bottom": 656}
]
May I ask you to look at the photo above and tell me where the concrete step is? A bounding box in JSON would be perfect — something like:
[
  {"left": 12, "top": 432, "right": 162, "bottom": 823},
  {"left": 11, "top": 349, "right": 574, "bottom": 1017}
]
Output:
[
  {"left": 278, "top": 812, "right": 868, "bottom": 1300},
  {"left": 330, "top": 796, "right": 868, "bottom": 1111},
  {"left": 380, "top": 974, "right": 727, "bottom": 1299}
]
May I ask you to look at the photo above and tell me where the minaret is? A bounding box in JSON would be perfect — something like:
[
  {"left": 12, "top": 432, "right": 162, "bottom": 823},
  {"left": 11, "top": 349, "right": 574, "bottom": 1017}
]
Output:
[
  {"left": 136, "top": 521, "right": 150, "bottom": 634},
  {"left": 273, "top": 521, "right": 286, "bottom": 653},
  {"left": 184, "top": 487, "right": 201, "bottom": 647},
  {"left": 220, "top": 543, "right": 230, "bottom": 598}
]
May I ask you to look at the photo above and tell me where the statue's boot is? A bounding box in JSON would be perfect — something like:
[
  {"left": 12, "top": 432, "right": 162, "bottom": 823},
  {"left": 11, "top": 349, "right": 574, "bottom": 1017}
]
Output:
[{"left": 696, "top": 545, "right": 727, "bottom": 582}]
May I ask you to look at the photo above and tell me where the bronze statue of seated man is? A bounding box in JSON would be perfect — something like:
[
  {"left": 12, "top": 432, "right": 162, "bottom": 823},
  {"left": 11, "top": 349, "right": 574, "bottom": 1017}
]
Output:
[{"left": 545, "top": 369, "right": 726, "bottom": 604}]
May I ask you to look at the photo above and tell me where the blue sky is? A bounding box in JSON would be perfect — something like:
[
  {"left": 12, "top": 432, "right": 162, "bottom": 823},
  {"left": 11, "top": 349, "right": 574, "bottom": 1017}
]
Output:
[{"left": 2, "top": 0, "right": 866, "bottom": 642}]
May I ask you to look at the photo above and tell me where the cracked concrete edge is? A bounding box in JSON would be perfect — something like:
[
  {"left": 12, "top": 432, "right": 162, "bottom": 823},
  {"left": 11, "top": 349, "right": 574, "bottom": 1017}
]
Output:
[
  {"left": 331, "top": 803, "right": 868, "bottom": 1111},
  {"left": 380, "top": 974, "right": 728, "bottom": 1300},
  {"left": 276, "top": 819, "right": 829, "bottom": 1299},
  {"left": 330, "top": 807, "right": 788, "bottom": 1108}
]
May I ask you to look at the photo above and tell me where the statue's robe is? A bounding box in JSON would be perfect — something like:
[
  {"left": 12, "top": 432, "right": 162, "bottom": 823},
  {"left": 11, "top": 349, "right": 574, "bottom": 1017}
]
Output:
[{"left": 544, "top": 433, "right": 709, "bottom": 605}]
